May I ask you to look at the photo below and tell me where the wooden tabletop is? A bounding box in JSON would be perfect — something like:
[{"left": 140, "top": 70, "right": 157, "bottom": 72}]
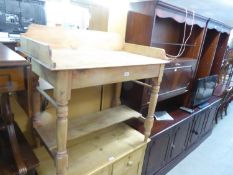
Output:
[
  {"left": 20, "top": 24, "right": 168, "bottom": 71},
  {"left": 0, "top": 43, "right": 28, "bottom": 67},
  {"left": 48, "top": 49, "right": 168, "bottom": 70}
]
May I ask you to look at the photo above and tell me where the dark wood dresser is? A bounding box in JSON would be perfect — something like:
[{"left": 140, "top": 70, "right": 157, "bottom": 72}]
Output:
[
  {"left": 127, "top": 96, "right": 221, "bottom": 175},
  {"left": 0, "top": 43, "right": 38, "bottom": 175}
]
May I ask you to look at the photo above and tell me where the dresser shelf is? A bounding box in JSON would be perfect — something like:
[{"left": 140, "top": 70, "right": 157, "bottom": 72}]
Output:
[{"left": 35, "top": 105, "right": 142, "bottom": 152}]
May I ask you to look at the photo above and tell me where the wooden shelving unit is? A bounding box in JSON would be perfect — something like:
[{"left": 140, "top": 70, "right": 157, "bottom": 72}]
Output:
[
  {"left": 196, "top": 29, "right": 220, "bottom": 78},
  {"left": 122, "top": 0, "right": 210, "bottom": 114},
  {"left": 20, "top": 24, "right": 167, "bottom": 175},
  {"left": 196, "top": 19, "right": 231, "bottom": 79},
  {"left": 211, "top": 33, "right": 230, "bottom": 75},
  {"left": 35, "top": 105, "right": 142, "bottom": 152},
  {"left": 124, "top": 0, "right": 208, "bottom": 103}
]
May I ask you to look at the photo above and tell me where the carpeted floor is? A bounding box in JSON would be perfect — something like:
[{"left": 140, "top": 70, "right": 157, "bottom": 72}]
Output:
[{"left": 167, "top": 102, "right": 233, "bottom": 175}]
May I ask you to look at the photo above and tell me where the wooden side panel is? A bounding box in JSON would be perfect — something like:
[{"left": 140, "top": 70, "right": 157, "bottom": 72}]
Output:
[
  {"left": 182, "top": 26, "right": 206, "bottom": 59},
  {"left": 125, "top": 12, "right": 154, "bottom": 46},
  {"left": 211, "top": 33, "right": 230, "bottom": 75},
  {"left": 196, "top": 29, "right": 220, "bottom": 78}
]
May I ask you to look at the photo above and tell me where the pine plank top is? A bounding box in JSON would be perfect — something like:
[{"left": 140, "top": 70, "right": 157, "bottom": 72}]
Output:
[
  {"left": 0, "top": 43, "right": 28, "bottom": 67},
  {"left": 35, "top": 123, "right": 147, "bottom": 175},
  {"left": 49, "top": 49, "right": 168, "bottom": 70},
  {"left": 34, "top": 105, "right": 142, "bottom": 151}
]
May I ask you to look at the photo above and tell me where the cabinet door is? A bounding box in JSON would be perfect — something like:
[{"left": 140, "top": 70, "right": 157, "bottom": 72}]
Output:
[
  {"left": 158, "top": 59, "right": 197, "bottom": 101},
  {"left": 144, "top": 131, "right": 171, "bottom": 175},
  {"left": 188, "top": 112, "right": 204, "bottom": 146},
  {"left": 203, "top": 105, "right": 218, "bottom": 133},
  {"left": 112, "top": 148, "right": 144, "bottom": 175},
  {"left": 169, "top": 120, "right": 192, "bottom": 160}
]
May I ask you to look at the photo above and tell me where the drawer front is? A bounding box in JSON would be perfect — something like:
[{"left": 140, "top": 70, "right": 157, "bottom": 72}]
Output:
[
  {"left": 158, "top": 59, "right": 197, "bottom": 101},
  {"left": 91, "top": 167, "right": 111, "bottom": 175},
  {"left": 0, "top": 67, "right": 25, "bottom": 92},
  {"left": 112, "top": 148, "right": 145, "bottom": 175}
]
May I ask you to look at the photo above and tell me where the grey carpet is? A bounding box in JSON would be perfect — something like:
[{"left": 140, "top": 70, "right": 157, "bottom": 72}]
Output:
[{"left": 167, "top": 102, "right": 233, "bottom": 175}]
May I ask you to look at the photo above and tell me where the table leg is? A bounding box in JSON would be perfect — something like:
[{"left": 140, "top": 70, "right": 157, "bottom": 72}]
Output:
[
  {"left": 0, "top": 93, "right": 27, "bottom": 175},
  {"left": 144, "top": 64, "right": 164, "bottom": 141},
  {"left": 54, "top": 72, "right": 71, "bottom": 175},
  {"left": 31, "top": 73, "right": 41, "bottom": 147},
  {"left": 55, "top": 102, "right": 68, "bottom": 175},
  {"left": 144, "top": 78, "right": 160, "bottom": 141}
]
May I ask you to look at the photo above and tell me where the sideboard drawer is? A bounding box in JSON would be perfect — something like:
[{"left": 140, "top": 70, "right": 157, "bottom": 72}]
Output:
[
  {"left": 112, "top": 147, "right": 145, "bottom": 175},
  {"left": 92, "top": 167, "right": 110, "bottom": 175},
  {"left": 0, "top": 67, "right": 25, "bottom": 92}
]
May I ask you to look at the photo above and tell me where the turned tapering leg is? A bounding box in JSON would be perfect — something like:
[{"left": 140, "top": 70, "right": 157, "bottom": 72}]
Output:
[
  {"left": 54, "top": 71, "right": 71, "bottom": 175},
  {"left": 144, "top": 78, "right": 160, "bottom": 141},
  {"left": 0, "top": 93, "right": 27, "bottom": 175},
  {"left": 56, "top": 102, "right": 69, "bottom": 175},
  {"left": 31, "top": 73, "right": 41, "bottom": 147},
  {"left": 144, "top": 64, "right": 164, "bottom": 141}
]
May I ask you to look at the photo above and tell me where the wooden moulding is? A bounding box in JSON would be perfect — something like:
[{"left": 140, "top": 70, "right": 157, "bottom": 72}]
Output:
[
  {"left": 34, "top": 105, "right": 142, "bottom": 152},
  {"left": 155, "top": 1, "right": 208, "bottom": 28}
]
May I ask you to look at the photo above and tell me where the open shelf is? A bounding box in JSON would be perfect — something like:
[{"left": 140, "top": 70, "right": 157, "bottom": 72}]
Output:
[
  {"left": 34, "top": 123, "right": 146, "bottom": 175},
  {"left": 151, "top": 42, "right": 197, "bottom": 47},
  {"left": 35, "top": 105, "right": 142, "bottom": 152},
  {"left": 197, "top": 29, "right": 220, "bottom": 78},
  {"left": 210, "top": 33, "right": 230, "bottom": 75}
]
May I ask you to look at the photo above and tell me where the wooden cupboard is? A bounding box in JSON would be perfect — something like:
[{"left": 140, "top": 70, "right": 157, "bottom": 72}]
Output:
[
  {"left": 34, "top": 123, "right": 148, "bottom": 175},
  {"left": 127, "top": 96, "right": 221, "bottom": 175}
]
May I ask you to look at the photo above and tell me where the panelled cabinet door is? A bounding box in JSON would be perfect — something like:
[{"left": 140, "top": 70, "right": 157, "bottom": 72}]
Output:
[
  {"left": 203, "top": 105, "right": 218, "bottom": 133},
  {"left": 199, "top": 110, "right": 210, "bottom": 135},
  {"left": 112, "top": 148, "right": 144, "bottom": 175},
  {"left": 169, "top": 120, "right": 192, "bottom": 160},
  {"left": 144, "top": 131, "right": 171, "bottom": 175},
  {"left": 188, "top": 112, "right": 203, "bottom": 146}
]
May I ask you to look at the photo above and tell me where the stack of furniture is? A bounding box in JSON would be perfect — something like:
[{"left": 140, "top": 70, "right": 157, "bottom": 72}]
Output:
[
  {"left": 121, "top": 1, "right": 232, "bottom": 175},
  {"left": 20, "top": 24, "right": 168, "bottom": 175}
]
